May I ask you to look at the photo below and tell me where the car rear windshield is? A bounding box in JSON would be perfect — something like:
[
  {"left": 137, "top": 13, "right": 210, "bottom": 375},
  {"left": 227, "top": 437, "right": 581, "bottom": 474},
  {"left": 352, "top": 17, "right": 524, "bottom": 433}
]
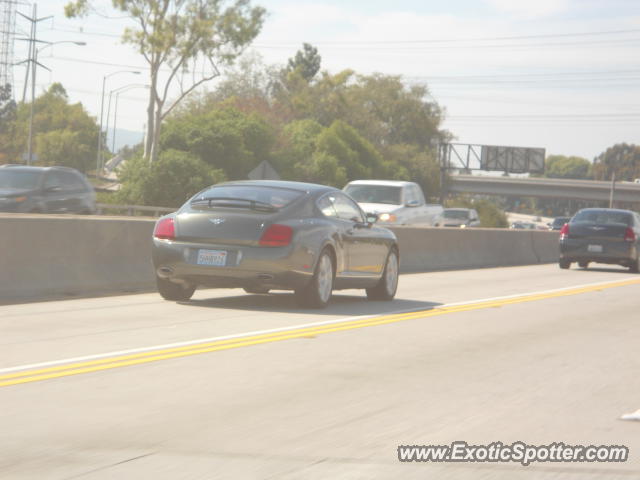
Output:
[
  {"left": 443, "top": 210, "right": 469, "bottom": 219},
  {"left": 572, "top": 210, "right": 632, "bottom": 226},
  {"left": 190, "top": 185, "right": 304, "bottom": 211},
  {"left": 344, "top": 185, "right": 402, "bottom": 205},
  {"left": 0, "top": 170, "right": 41, "bottom": 189}
]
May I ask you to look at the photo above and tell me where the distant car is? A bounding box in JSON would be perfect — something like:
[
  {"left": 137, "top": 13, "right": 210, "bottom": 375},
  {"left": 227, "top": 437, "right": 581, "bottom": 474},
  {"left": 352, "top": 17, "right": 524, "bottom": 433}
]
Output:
[
  {"left": 549, "top": 216, "right": 571, "bottom": 231},
  {"left": 559, "top": 208, "right": 640, "bottom": 272},
  {"left": 509, "top": 221, "right": 536, "bottom": 230},
  {"left": 0, "top": 164, "right": 96, "bottom": 214},
  {"left": 152, "top": 180, "right": 400, "bottom": 308},
  {"left": 343, "top": 180, "right": 443, "bottom": 226},
  {"left": 435, "top": 208, "right": 480, "bottom": 228}
]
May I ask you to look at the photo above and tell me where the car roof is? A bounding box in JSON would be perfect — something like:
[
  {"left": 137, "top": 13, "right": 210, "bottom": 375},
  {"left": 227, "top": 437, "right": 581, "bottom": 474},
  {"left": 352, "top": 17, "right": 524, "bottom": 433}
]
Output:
[
  {"left": 345, "top": 180, "right": 416, "bottom": 187},
  {"left": 575, "top": 208, "right": 635, "bottom": 215},
  {"left": 212, "top": 180, "right": 337, "bottom": 194},
  {"left": 0, "top": 164, "right": 81, "bottom": 174}
]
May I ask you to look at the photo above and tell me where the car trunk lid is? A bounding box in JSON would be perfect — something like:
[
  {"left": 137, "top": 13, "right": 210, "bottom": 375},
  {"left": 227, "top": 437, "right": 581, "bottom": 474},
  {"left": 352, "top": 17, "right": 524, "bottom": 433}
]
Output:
[
  {"left": 175, "top": 209, "right": 278, "bottom": 246},
  {"left": 568, "top": 223, "right": 630, "bottom": 242}
]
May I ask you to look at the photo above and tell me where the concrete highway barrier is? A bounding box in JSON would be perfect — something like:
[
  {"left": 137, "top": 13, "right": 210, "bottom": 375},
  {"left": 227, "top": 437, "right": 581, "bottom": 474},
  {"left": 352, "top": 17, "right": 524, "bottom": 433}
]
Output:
[
  {"left": 389, "top": 226, "right": 559, "bottom": 273},
  {"left": 0, "top": 215, "right": 559, "bottom": 302},
  {"left": 0, "top": 214, "right": 156, "bottom": 303}
]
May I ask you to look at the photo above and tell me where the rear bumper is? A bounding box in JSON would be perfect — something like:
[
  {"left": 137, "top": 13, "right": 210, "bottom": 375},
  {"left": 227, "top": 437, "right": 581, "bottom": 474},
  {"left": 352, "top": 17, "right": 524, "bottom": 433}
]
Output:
[
  {"left": 560, "top": 239, "right": 637, "bottom": 265},
  {"left": 151, "top": 238, "right": 315, "bottom": 290}
]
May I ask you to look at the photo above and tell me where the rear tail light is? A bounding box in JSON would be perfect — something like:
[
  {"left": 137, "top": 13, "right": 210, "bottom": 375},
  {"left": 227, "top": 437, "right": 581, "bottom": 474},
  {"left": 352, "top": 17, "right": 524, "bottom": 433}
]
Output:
[
  {"left": 624, "top": 227, "right": 636, "bottom": 242},
  {"left": 559, "top": 223, "right": 569, "bottom": 240},
  {"left": 259, "top": 224, "right": 292, "bottom": 246},
  {"left": 154, "top": 217, "right": 175, "bottom": 240}
]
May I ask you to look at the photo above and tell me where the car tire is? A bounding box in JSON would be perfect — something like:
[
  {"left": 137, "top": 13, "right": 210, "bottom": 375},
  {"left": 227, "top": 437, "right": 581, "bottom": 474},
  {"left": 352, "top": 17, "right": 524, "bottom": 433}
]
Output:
[
  {"left": 156, "top": 276, "right": 196, "bottom": 301},
  {"left": 295, "top": 249, "right": 334, "bottom": 309},
  {"left": 243, "top": 287, "right": 270, "bottom": 294},
  {"left": 629, "top": 256, "right": 640, "bottom": 273},
  {"left": 559, "top": 259, "right": 571, "bottom": 269},
  {"left": 578, "top": 261, "right": 589, "bottom": 269},
  {"left": 366, "top": 249, "right": 399, "bottom": 301}
]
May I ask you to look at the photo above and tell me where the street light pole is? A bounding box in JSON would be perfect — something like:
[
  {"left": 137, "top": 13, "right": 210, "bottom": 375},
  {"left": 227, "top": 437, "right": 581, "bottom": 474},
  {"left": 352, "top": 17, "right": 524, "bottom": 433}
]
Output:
[
  {"left": 27, "top": 40, "right": 85, "bottom": 165},
  {"left": 108, "top": 84, "right": 149, "bottom": 153},
  {"left": 95, "top": 70, "right": 140, "bottom": 178}
]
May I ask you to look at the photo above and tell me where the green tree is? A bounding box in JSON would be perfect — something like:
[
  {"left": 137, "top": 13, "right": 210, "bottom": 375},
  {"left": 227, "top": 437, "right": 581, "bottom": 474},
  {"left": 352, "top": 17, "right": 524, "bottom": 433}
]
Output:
[
  {"left": 344, "top": 73, "right": 447, "bottom": 149},
  {"left": 0, "top": 83, "right": 15, "bottom": 129},
  {"left": 117, "top": 149, "right": 225, "bottom": 207},
  {"left": 591, "top": 143, "right": 640, "bottom": 181},
  {"left": 286, "top": 43, "right": 321, "bottom": 82},
  {"left": 0, "top": 83, "right": 98, "bottom": 170},
  {"left": 0, "top": 84, "right": 17, "bottom": 163},
  {"left": 277, "top": 119, "right": 402, "bottom": 187},
  {"left": 160, "top": 104, "right": 276, "bottom": 179},
  {"left": 315, "top": 120, "right": 398, "bottom": 181},
  {"left": 544, "top": 155, "right": 591, "bottom": 179},
  {"left": 384, "top": 144, "right": 442, "bottom": 202},
  {"left": 36, "top": 130, "right": 93, "bottom": 172},
  {"left": 65, "top": 0, "right": 266, "bottom": 163}
]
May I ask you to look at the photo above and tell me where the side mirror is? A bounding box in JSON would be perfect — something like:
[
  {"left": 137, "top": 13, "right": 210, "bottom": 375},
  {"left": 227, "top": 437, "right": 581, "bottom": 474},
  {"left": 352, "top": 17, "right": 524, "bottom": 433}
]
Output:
[
  {"left": 366, "top": 213, "right": 378, "bottom": 224},
  {"left": 405, "top": 200, "right": 420, "bottom": 208}
]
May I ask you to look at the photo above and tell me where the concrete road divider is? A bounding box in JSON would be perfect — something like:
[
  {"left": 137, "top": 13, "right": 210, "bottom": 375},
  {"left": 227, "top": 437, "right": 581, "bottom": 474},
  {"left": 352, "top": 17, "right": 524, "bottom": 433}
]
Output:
[
  {"left": 388, "top": 227, "right": 559, "bottom": 273},
  {"left": 0, "top": 215, "right": 559, "bottom": 302},
  {"left": 0, "top": 214, "right": 156, "bottom": 303}
]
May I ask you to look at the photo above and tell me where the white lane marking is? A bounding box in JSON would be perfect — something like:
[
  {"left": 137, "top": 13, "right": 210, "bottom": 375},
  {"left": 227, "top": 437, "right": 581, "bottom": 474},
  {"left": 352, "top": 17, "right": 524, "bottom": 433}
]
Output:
[
  {"left": 620, "top": 409, "right": 640, "bottom": 421},
  {"left": 0, "top": 277, "right": 632, "bottom": 375}
]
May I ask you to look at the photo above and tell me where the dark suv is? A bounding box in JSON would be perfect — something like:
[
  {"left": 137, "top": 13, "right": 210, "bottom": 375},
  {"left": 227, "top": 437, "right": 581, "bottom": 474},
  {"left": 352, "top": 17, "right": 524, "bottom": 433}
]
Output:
[{"left": 0, "top": 165, "right": 96, "bottom": 214}]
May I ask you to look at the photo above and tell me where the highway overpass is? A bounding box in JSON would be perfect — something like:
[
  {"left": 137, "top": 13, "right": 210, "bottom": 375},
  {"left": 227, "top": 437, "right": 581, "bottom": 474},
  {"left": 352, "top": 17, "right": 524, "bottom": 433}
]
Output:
[{"left": 448, "top": 174, "right": 640, "bottom": 204}]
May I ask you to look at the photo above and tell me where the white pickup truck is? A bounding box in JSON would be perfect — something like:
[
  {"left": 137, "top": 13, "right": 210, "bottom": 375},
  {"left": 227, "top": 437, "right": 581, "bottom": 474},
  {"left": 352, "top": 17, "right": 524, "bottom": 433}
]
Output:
[{"left": 343, "top": 180, "right": 443, "bottom": 226}]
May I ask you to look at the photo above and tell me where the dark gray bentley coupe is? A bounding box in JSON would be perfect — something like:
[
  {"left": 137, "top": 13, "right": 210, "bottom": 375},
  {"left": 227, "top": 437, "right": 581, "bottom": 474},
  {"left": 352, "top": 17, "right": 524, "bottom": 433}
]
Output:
[{"left": 152, "top": 180, "right": 399, "bottom": 308}]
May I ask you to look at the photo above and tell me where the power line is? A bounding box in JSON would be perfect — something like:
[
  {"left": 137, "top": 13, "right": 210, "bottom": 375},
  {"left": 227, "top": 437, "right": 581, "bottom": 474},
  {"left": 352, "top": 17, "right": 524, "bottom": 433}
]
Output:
[{"left": 47, "top": 25, "right": 640, "bottom": 46}]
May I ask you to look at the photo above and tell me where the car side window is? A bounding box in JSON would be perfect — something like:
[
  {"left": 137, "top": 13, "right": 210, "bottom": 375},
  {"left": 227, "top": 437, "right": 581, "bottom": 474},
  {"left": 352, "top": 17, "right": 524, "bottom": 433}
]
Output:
[
  {"left": 414, "top": 185, "right": 426, "bottom": 205},
  {"left": 333, "top": 194, "right": 364, "bottom": 223},
  {"left": 404, "top": 186, "right": 417, "bottom": 205},
  {"left": 43, "top": 172, "right": 65, "bottom": 190},
  {"left": 60, "top": 171, "right": 86, "bottom": 192},
  {"left": 317, "top": 194, "right": 338, "bottom": 218}
]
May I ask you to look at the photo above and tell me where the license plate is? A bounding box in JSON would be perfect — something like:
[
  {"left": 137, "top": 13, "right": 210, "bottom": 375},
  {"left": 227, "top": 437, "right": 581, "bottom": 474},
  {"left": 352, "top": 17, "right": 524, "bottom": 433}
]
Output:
[
  {"left": 197, "top": 249, "right": 227, "bottom": 266},
  {"left": 587, "top": 244, "right": 603, "bottom": 253}
]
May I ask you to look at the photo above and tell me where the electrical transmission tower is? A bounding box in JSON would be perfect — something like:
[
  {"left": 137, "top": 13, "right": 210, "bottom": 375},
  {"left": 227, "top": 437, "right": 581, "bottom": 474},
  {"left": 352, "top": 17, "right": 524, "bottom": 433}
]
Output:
[{"left": 0, "top": 0, "right": 18, "bottom": 91}]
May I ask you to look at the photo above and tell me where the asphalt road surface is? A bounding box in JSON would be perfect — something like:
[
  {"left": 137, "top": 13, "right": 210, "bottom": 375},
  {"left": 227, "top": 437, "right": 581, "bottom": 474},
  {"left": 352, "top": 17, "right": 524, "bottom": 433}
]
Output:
[{"left": 1, "top": 264, "right": 639, "bottom": 479}]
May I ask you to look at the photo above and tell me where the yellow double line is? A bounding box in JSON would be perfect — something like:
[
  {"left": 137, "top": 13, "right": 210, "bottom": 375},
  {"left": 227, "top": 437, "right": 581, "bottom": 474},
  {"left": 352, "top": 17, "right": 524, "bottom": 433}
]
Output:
[{"left": 2, "top": 277, "right": 639, "bottom": 388}]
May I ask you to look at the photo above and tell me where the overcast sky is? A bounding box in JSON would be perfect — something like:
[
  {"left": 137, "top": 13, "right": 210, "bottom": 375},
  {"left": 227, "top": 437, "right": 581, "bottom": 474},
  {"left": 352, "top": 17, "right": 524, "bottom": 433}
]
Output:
[{"left": 9, "top": 0, "right": 640, "bottom": 160}]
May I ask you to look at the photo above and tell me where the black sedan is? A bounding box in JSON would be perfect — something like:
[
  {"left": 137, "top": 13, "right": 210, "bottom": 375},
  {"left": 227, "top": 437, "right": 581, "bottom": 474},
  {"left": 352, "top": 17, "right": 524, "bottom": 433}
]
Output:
[
  {"left": 0, "top": 164, "right": 96, "bottom": 214},
  {"left": 152, "top": 180, "right": 400, "bottom": 308},
  {"left": 559, "top": 208, "right": 640, "bottom": 272}
]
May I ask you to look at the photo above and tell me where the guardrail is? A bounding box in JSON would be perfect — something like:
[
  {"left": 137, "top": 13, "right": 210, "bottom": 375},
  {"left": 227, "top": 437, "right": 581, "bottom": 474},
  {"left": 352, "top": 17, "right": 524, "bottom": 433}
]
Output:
[{"left": 96, "top": 203, "right": 175, "bottom": 217}]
